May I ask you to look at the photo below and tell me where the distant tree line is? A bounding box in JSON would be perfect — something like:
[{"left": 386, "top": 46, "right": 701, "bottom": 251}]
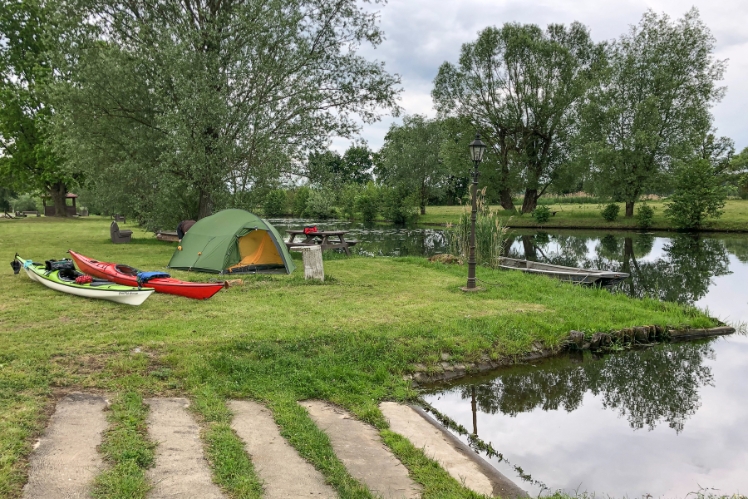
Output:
[{"left": 2, "top": 3, "right": 747, "bottom": 229}]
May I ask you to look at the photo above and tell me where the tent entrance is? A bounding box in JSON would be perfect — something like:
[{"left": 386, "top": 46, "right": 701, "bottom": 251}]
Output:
[{"left": 227, "top": 230, "right": 284, "bottom": 271}]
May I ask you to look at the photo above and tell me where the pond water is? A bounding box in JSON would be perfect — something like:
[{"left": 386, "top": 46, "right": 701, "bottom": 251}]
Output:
[
  {"left": 419, "top": 229, "right": 748, "bottom": 498},
  {"left": 272, "top": 220, "right": 748, "bottom": 495},
  {"left": 270, "top": 219, "right": 450, "bottom": 257}
]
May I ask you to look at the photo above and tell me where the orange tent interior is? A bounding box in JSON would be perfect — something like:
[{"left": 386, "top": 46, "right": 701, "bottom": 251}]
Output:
[{"left": 227, "top": 230, "right": 284, "bottom": 270}]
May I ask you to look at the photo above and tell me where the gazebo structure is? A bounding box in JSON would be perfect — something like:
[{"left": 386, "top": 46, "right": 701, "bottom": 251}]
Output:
[{"left": 43, "top": 193, "right": 78, "bottom": 216}]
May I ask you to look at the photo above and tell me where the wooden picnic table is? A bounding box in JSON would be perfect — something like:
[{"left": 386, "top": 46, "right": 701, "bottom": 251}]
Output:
[{"left": 285, "top": 230, "right": 358, "bottom": 256}]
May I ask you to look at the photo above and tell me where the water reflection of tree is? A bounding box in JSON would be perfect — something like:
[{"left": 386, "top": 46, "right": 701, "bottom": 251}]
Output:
[
  {"left": 722, "top": 236, "right": 748, "bottom": 263},
  {"left": 629, "top": 236, "right": 730, "bottom": 303},
  {"left": 463, "top": 342, "right": 715, "bottom": 433},
  {"left": 508, "top": 232, "right": 731, "bottom": 305}
]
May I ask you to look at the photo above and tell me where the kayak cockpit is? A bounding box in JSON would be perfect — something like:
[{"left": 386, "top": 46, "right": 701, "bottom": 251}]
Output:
[{"left": 115, "top": 264, "right": 140, "bottom": 276}]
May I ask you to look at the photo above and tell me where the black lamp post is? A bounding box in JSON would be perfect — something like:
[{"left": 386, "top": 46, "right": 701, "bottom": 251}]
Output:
[{"left": 462, "top": 133, "right": 486, "bottom": 292}]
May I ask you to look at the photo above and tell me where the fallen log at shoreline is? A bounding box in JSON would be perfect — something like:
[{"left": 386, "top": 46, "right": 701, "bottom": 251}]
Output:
[{"left": 667, "top": 326, "right": 735, "bottom": 341}]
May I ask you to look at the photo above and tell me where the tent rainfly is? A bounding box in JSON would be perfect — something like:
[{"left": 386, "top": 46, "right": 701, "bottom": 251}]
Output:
[{"left": 167, "top": 209, "right": 295, "bottom": 274}]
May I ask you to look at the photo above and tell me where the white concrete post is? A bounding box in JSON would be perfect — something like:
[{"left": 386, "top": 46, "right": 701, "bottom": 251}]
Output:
[{"left": 290, "top": 246, "right": 324, "bottom": 281}]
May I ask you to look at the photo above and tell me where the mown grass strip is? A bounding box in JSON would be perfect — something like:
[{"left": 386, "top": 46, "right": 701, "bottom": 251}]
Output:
[
  {"left": 381, "top": 429, "right": 486, "bottom": 499},
  {"left": 269, "top": 397, "right": 374, "bottom": 499},
  {"left": 203, "top": 423, "right": 263, "bottom": 499},
  {"left": 192, "top": 388, "right": 263, "bottom": 499},
  {"left": 92, "top": 392, "right": 155, "bottom": 499}
]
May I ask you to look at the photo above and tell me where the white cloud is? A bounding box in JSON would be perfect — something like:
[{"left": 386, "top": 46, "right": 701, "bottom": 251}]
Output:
[{"left": 346, "top": 0, "right": 748, "bottom": 153}]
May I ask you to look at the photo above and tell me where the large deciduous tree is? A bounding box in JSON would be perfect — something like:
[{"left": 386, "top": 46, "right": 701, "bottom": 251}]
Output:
[
  {"left": 307, "top": 143, "right": 374, "bottom": 188},
  {"left": 581, "top": 9, "right": 726, "bottom": 217},
  {"left": 53, "top": 0, "right": 400, "bottom": 229},
  {"left": 0, "top": 0, "right": 73, "bottom": 216},
  {"left": 433, "top": 22, "right": 602, "bottom": 213},
  {"left": 376, "top": 115, "right": 448, "bottom": 215}
]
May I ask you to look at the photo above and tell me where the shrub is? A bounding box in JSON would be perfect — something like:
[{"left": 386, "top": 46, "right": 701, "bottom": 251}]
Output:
[
  {"left": 11, "top": 194, "right": 41, "bottom": 212},
  {"left": 449, "top": 188, "right": 509, "bottom": 268},
  {"left": 292, "top": 186, "right": 311, "bottom": 217},
  {"left": 337, "top": 184, "right": 359, "bottom": 220},
  {"left": 601, "top": 203, "right": 620, "bottom": 222},
  {"left": 303, "top": 189, "right": 336, "bottom": 219},
  {"left": 381, "top": 185, "right": 417, "bottom": 225},
  {"left": 636, "top": 204, "right": 655, "bottom": 229},
  {"left": 262, "top": 189, "right": 288, "bottom": 217},
  {"left": 665, "top": 159, "right": 727, "bottom": 229},
  {"left": 355, "top": 182, "right": 380, "bottom": 222},
  {"left": 532, "top": 206, "right": 551, "bottom": 224}
]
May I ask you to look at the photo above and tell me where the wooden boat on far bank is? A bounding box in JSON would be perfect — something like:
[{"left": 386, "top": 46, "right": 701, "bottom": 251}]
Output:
[{"left": 498, "top": 257, "right": 629, "bottom": 287}]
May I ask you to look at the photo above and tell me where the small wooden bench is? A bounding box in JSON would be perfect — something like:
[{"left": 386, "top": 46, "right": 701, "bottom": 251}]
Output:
[
  {"left": 22, "top": 210, "right": 40, "bottom": 217},
  {"left": 111, "top": 221, "right": 132, "bottom": 244}
]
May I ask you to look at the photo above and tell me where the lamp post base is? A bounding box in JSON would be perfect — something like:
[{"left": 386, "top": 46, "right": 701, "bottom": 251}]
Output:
[{"left": 460, "top": 286, "right": 485, "bottom": 292}]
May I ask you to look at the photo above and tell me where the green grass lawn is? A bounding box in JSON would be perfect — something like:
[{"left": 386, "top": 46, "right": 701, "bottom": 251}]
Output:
[
  {"left": 419, "top": 199, "right": 748, "bottom": 231},
  {"left": 0, "top": 217, "right": 717, "bottom": 498}
]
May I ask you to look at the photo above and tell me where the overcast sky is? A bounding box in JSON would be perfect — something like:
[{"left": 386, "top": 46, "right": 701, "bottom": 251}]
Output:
[{"left": 333, "top": 0, "right": 748, "bottom": 154}]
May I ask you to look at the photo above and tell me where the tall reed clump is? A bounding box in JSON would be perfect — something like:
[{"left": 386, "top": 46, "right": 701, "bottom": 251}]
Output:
[{"left": 448, "top": 187, "right": 509, "bottom": 268}]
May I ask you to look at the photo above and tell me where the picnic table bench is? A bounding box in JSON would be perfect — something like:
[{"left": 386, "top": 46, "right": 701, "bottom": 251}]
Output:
[
  {"left": 156, "top": 230, "right": 180, "bottom": 242},
  {"left": 285, "top": 230, "right": 358, "bottom": 256}
]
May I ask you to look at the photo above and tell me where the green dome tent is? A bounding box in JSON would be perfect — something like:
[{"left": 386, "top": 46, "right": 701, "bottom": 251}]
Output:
[{"left": 168, "top": 209, "right": 295, "bottom": 274}]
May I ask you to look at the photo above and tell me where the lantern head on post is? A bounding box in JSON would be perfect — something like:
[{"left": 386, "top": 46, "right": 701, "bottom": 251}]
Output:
[{"left": 469, "top": 134, "right": 486, "bottom": 163}]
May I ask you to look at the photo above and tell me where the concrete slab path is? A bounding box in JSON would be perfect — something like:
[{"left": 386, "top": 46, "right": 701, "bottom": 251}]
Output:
[
  {"left": 228, "top": 400, "right": 337, "bottom": 498},
  {"left": 381, "top": 403, "right": 528, "bottom": 499},
  {"left": 380, "top": 402, "right": 494, "bottom": 496},
  {"left": 23, "top": 393, "right": 108, "bottom": 499},
  {"left": 145, "top": 398, "right": 226, "bottom": 499},
  {"left": 301, "top": 400, "right": 421, "bottom": 499}
]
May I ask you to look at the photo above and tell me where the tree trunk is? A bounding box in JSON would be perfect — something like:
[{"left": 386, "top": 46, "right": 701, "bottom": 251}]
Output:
[
  {"left": 499, "top": 188, "right": 515, "bottom": 211},
  {"left": 48, "top": 182, "right": 68, "bottom": 217},
  {"left": 521, "top": 235, "right": 537, "bottom": 260},
  {"left": 502, "top": 235, "right": 516, "bottom": 257},
  {"left": 521, "top": 189, "right": 539, "bottom": 214},
  {"left": 420, "top": 181, "right": 426, "bottom": 215},
  {"left": 197, "top": 190, "right": 212, "bottom": 220},
  {"left": 622, "top": 237, "right": 637, "bottom": 297},
  {"left": 625, "top": 201, "right": 635, "bottom": 218}
]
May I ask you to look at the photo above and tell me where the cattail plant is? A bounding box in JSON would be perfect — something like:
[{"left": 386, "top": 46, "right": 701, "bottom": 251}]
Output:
[{"left": 448, "top": 188, "right": 509, "bottom": 268}]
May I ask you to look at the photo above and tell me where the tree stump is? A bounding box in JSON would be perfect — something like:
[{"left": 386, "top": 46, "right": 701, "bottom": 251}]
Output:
[{"left": 290, "top": 246, "right": 324, "bottom": 282}]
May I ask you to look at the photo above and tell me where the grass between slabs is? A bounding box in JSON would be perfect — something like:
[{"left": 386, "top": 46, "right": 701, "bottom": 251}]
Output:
[
  {"left": 92, "top": 392, "right": 155, "bottom": 499},
  {"left": 0, "top": 217, "right": 718, "bottom": 498}
]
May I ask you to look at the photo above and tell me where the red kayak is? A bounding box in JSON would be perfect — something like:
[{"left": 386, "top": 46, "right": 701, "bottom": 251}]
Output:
[{"left": 68, "top": 250, "right": 226, "bottom": 300}]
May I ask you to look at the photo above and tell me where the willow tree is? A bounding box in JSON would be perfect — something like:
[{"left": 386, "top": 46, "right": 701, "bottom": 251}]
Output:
[
  {"left": 53, "top": 0, "right": 400, "bottom": 228},
  {"left": 433, "top": 22, "right": 603, "bottom": 212},
  {"left": 581, "top": 9, "right": 726, "bottom": 217}
]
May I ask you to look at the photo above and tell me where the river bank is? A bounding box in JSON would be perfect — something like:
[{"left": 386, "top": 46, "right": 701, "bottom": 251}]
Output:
[
  {"left": 0, "top": 217, "right": 720, "bottom": 498},
  {"left": 418, "top": 199, "right": 748, "bottom": 232}
]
